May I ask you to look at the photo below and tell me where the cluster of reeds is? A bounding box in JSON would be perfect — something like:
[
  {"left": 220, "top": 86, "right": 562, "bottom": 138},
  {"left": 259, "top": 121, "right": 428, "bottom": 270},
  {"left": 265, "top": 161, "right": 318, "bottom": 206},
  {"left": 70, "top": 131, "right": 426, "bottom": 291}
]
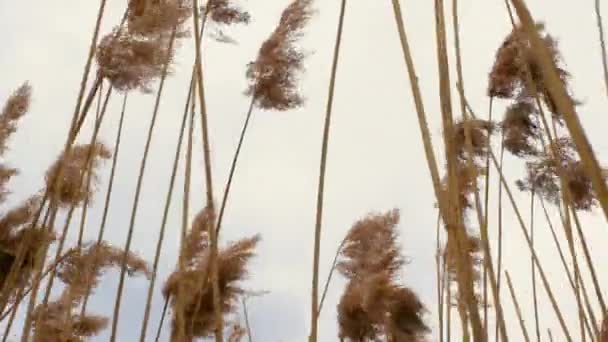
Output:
[{"left": 4, "top": 0, "right": 608, "bottom": 341}]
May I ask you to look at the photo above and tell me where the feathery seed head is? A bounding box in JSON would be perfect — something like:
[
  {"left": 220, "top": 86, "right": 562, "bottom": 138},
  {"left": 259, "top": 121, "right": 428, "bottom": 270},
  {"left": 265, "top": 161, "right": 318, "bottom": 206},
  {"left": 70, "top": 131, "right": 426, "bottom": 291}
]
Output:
[{"left": 245, "top": 0, "right": 313, "bottom": 111}]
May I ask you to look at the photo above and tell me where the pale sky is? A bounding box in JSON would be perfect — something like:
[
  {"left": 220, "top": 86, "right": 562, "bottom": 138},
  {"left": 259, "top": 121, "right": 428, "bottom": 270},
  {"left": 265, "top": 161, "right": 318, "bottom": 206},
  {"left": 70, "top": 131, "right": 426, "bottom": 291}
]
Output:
[{"left": 1, "top": 0, "right": 608, "bottom": 341}]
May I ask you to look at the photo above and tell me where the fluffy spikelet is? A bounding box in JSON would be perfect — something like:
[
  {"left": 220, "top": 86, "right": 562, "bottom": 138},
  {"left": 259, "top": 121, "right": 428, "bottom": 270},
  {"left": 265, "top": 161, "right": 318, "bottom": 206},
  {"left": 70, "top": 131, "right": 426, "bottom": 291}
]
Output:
[
  {"left": 452, "top": 119, "right": 494, "bottom": 162},
  {"left": 32, "top": 241, "right": 150, "bottom": 341},
  {"left": 337, "top": 210, "right": 428, "bottom": 341},
  {"left": 96, "top": 28, "right": 174, "bottom": 93},
  {"left": 0, "top": 82, "right": 31, "bottom": 155},
  {"left": 207, "top": 0, "right": 251, "bottom": 25},
  {"left": 488, "top": 23, "right": 569, "bottom": 104},
  {"left": 337, "top": 281, "right": 380, "bottom": 341},
  {"left": 517, "top": 138, "right": 608, "bottom": 210},
  {"left": 0, "top": 83, "right": 32, "bottom": 202},
  {"left": 45, "top": 143, "right": 111, "bottom": 207},
  {"left": 337, "top": 209, "right": 403, "bottom": 280},
  {"left": 245, "top": 0, "right": 313, "bottom": 111},
  {"left": 164, "top": 207, "right": 260, "bottom": 339},
  {"left": 501, "top": 101, "right": 541, "bottom": 157},
  {"left": 127, "top": 0, "right": 192, "bottom": 38}
]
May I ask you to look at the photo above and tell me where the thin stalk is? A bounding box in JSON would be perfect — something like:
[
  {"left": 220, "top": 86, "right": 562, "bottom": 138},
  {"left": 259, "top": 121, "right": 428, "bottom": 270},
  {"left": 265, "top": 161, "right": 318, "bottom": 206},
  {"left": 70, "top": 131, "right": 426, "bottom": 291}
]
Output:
[
  {"left": 174, "top": 87, "right": 196, "bottom": 342},
  {"left": 155, "top": 296, "right": 170, "bottom": 342},
  {"left": 530, "top": 191, "right": 541, "bottom": 342},
  {"left": 436, "top": 213, "right": 444, "bottom": 342},
  {"left": 490, "top": 143, "right": 572, "bottom": 341},
  {"left": 391, "top": 2, "right": 482, "bottom": 339},
  {"left": 109, "top": 25, "right": 178, "bottom": 342},
  {"left": 495, "top": 140, "right": 505, "bottom": 342},
  {"left": 468, "top": 104, "right": 573, "bottom": 341},
  {"left": 243, "top": 298, "right": 253, "bottom": 342},
  {"left": 139, "top": 75, "right": 194, "bottom": 342},
  {"left": 446, "top": 257, "right": 452, "bottom": 342},
  {"left": 443, "top": 268, "right": 452, "bottom": 342},
  {"left": 505, "top": 271, "right": 532, "bottom": 342},
  {"left": 215, "top": 97, "right": 255, "bottom": 236},
  {"left": 540, "top": 197, "right": 598, "bottom": 338},
  {"left": 571, "top": 205, "right": 607, "bottom": 315},
  {"left": 318, "top": 237, "right": 346, "bottom": 315},
  {"left": 190, "top": 2, "right": 219, "bottom": 339},
  {"left": 595, "top": 0, "right": 608, "bottom": 98},
  {"left": 309, "top": 0, "right": 346, "bottom": 341},
  {"left": 81, "top": 93, "right": 129, "bottom": 315},
  {"left": 452, "top": 0, "right": 506, "bottom": 336}
]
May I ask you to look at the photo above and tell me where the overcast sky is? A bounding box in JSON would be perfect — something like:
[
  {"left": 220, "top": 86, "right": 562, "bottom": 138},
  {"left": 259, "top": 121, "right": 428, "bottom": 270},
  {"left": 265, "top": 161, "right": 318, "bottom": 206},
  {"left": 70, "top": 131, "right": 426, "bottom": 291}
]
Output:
[{"left": 2, "top": 0, "right": 608, "bottom": 341}]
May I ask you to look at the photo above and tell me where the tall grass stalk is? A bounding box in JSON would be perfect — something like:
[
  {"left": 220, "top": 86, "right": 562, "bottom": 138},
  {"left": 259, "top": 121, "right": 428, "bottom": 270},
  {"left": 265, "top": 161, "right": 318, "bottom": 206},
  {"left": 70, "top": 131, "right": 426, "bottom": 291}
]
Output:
[
  {"left": 109, "top": 25, "right": 178, "bottom": 342},
  {"left": 310, "top": 1, "right": 346, "bottom": 340},
  {"left": 505, "top": 271, "right": 532, "bottom": 342}
]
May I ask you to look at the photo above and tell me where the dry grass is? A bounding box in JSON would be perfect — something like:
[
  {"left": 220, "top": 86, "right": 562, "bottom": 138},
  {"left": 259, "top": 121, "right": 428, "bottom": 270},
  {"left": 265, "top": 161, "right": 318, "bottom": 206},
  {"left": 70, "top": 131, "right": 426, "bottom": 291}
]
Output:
[{"left": 3, "top": 1, "right": 608, "bottom": 341}]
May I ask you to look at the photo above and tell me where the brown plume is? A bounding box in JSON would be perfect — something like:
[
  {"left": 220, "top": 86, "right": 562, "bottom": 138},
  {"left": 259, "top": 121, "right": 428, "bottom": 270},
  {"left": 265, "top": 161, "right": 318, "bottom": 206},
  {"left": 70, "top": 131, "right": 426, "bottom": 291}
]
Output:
[
  {"left": 245, "top": 0, "right": 313, "bottom": 111},
  {"left": 337, "top": 210, "right": 428, "bottom": 341},
  {"left": 45, "top": 143, "right": 111, "bottom": 208},
  {"left": 0, "top": 82, "right": 31, "bottom": 155},
  {"left": 337, "top": 209, "right": 403, "bottom": 281},
  {"left": 517, "top": 138, "right": 608, "bottom": 211},
  {"left": 0, "top": 82, "right": 32, "bottom": 203},
  {"left": 163, "top": 207, "right": 260, "bottom": 340},
  {"left": 206, "top": 0, "right": 251, "bottom": 26},
  {"left": 452, "top": 119, "right": 494, "bottom": 162},
  {"left": 127, "top": 0, "right": 192, "bottom": 38},
  {"left": 32, "top": 241, "right": 150, "bottom": 341},
  {"left": 501, "top": 101, "right": 541, "bottom": 157},
  {"left": 488, "top": 23, "right": 569, "bottom": 105},
  {"left": 96, "top": 28, "right": 174, "bottom": 93}
]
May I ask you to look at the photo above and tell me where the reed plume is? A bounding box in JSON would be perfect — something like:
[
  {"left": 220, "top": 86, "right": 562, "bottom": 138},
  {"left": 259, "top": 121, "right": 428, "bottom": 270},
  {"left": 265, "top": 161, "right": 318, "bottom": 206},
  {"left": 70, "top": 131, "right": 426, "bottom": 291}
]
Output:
[
  {"left": 96, "top": 29, "right": 175, "bottom": 93},
  {"left": 488, "top": 23, "right": 569, "bottom": 110},
  {"left": 0, "top": 83, "right": 31, "bottom": 156},
  {"left": 0, "top": 83, "right": 32, "bottom": 203},
  {"left": 206, "top": 0, "right": 251, "bottom": 26},
  {"left": 245, "top": 0, "right": 313, "bottom": 111},
  {"left": 336, "top": 210, "right": 429, "bottom": 341},
  {"left": 31, "top": 241, "right": 149, "bottom": 341},
  {"left": 163, "top": 207, "right": 260, "bottom": 341},
  {"left": 501, "top": 101, "right": 541, "bottom": 157},
  {"left": 516, "top": 137, "right": 608, "bottom": 211},
  {"left": 127, "top": 0, "right": 193, "bottom": 38},
  {"left": 45, "top": 143, "right": 111, "bottom": 208}
]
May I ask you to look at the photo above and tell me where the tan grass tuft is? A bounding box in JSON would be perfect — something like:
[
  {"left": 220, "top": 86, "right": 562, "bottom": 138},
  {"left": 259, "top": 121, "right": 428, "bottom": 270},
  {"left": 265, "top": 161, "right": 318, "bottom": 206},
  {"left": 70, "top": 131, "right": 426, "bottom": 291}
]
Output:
[
  {"left": 336, "top": 210, "right": 428, "bottom": 341},
  {"left": 32, "top": 241, "right": 149, "bottom": 341},
  {"left": 245, "top": 0, "right": 313, "bottom": 111},
  {"left": 45, "top": 143, "right": 111, "bottom": 207},
  {"left": 127, "top": 0, "right": 193, "bottom": 38},
  {"left": 164, "top": 207, "right": 260, "bottom": 339},
  {"left": 96, "top": 28, "right": 175, "bottom": 93}
]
